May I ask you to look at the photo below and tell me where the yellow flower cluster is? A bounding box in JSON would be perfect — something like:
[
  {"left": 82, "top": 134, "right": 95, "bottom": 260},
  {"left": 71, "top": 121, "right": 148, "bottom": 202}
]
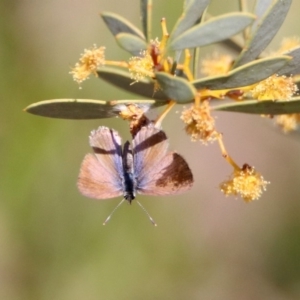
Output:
[
  {"left": 70, "top": 45, "right": 105, "bottom": 84},
  {"left": 118, "top": 104, "right": 149, "bottom": 137},
  {"left": 180, "top": 101, "right": 218, "bottom": 144},
  {"left": 200, "top": 53, "right": 233, "bottom": 76},
  {"left": 251, "top": 74, "right": 298, "bottom": 101},
  {"left": 276, "top": 36, "right": 300, "bottom": 54},
  {"left": 220, "top": 164, "right": 269, "bottom": 202},
  {"left": 275, "top": 114, "right": 300, "bottom": 133},
  {"left": 128, "top": 50, "right": 154, "bottom": 83}
]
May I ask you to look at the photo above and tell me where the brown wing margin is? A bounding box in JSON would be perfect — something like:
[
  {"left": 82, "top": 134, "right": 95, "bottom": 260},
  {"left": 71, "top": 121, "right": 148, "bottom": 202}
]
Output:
[{"left": 137, "top": 151, "right": 193, "bottom": 196}]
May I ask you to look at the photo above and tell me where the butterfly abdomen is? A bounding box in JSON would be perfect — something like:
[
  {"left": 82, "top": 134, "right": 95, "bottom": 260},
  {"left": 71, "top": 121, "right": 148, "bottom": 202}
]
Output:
[
  {"left": 123, "top": 171, "right": 136, "bottom": 203},
  {"left": 122, "top": 141, "right": 136, "bottom": 203}
]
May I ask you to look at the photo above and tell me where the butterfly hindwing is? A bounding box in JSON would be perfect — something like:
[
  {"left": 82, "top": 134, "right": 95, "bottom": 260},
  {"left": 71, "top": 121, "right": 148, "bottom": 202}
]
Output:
[
  {"left": 137, "top": 151, "right": 193, "bottom": 196},
  {"left": 132, "top": 126, "right": 193, "bottom": 196},
  {"left": 77, "top": 127, "right": 124, "bottom": 199}
]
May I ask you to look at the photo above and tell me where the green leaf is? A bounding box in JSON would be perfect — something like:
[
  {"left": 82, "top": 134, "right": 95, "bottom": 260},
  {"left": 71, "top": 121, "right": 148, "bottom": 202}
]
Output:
[
  {"left": 115, "top": 33, "right": 147, "bottom": 56},
  {"left": 278, "top": 47, "right": 300, "bottom": 75},
  {"left": 24, "top": 99, "right": 114, "bottom": 119},
  {"left": 140, "top": 0, "right": 151, "bottom": 41},
  {"left": 219, "top": 37, "right": 243, "bottom": 54},
  {"left": 97, "top": 67, "right": 168, "bottom": 100},
  {"left": 110, "top": 99, "right": 167, "bottom": 110},
  {"left": 251, "top": 0, "right": 273, "bottom": 33},
  {"left": 170, "top": 0, "right": 210, "bottom": 40},
  {"left": 169, "top": 12, "right": 255, "bottom": 51},
  {"left": 24, "top": 99, "right": 166, "bottom": 120},
  {"left": 234, "top": 0, "right": 292, "bottom": 67},
  {"left": 213, "top": 97, "right": 300, "bottom": 115},
  {"left": 193, "top": 56, "right": 291, "bottom": 90},
  {"left": 101, "top": 12, "right": 145, "bottom": 39},
  {"left": 155, "top": 72, "right": 196, "bottom": 103}
]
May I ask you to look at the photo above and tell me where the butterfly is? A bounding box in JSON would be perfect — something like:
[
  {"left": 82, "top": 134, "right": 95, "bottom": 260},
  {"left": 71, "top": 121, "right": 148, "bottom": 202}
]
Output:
[{"left": 77, "top": 125, "right": 193, "bottom": 223}]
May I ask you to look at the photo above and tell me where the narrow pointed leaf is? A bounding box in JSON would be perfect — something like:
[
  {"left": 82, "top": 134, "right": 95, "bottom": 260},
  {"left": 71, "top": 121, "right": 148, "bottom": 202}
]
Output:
[
  {"left": 169, "top": 12, "right": 255, "bottom": 51},
  {"left": 140, "top": 0, "right": 151, "bottom": 40},
  {"left": 213, "top": 97, "right": 300, "bottom": 115},
  {"left": 97, "top": 67, "right": 168, "bottom": 100},
  {"left": 277, "top": 47, "right": 300, "bottom": 75},
  {"left": 110, "top": 99, "right": 167, "bottom": 110},
  {"left": 251, "top": 0, "right": 273, "bottom": 33},
  {"left": 170, "top": 0, "right": 210, "bottom": 40},
  {"left": 193, "top": 56, "right": 291, "bottom": 90},
  {"left": 234, "top": 0, "right": 292, "bottom": 67},
  {"left": 220, "top": 36, "right": 243, "bottom": 53},
  {"left": 156, "top": 72, "right": 196, "bottom": 103},
  {"left": 24, "top": 99, "right": 114, "bottom": 119},
  {"left": 101, "top": 12, "right": 145, "bottom": 39},
  {"left": 115, "top": 33, "right": 147, "bottom": 55},
  {"left": 25, "top": 99, "right": 166, "bottom": 120}
]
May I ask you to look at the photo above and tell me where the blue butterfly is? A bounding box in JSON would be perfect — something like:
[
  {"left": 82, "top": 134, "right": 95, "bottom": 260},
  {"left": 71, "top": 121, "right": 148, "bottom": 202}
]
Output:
[{"left": 77, "top": 125, "right": 193, "bottom": 223}]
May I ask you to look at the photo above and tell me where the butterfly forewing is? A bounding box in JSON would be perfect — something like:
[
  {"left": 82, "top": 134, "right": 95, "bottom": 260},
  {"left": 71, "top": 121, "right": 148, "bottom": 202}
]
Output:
[
  {"left": 89, "top": 127, "right": 124, "bottom": 178},
  {"left": 77, "top": 127, "right": 123, "bottom": 199},
  {"left": 132, "top": 126, "right": 169, "bottom": 184},
  {"left": 133, "top": 126, "right": 193, "bottom": 196}
]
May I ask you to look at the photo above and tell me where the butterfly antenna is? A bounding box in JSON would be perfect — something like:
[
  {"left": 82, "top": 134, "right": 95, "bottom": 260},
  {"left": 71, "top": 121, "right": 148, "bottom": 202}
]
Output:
[
  {"left": 136, "top": 200, "right": 157, "bottom": 226},
  {"left": 103, "top": 199, "right": 125, "bottom": 225}
]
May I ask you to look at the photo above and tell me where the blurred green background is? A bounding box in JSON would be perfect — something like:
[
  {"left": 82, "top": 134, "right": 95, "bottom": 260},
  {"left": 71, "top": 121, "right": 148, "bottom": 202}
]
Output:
[{"left": 1, "top": 0, "right": 300, "bottom": 299}]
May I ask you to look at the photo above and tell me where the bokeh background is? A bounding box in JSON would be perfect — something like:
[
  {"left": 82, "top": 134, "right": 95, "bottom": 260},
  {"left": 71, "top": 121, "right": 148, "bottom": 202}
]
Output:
[{"left": 1, "top": 0, "right": 300, "bottom": 299}]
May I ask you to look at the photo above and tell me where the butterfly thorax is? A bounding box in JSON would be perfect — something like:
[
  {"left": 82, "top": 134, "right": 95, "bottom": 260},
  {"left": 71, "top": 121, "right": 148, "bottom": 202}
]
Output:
[{"left": 122, "top": 141, "right": 137, "bottom": 203}]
